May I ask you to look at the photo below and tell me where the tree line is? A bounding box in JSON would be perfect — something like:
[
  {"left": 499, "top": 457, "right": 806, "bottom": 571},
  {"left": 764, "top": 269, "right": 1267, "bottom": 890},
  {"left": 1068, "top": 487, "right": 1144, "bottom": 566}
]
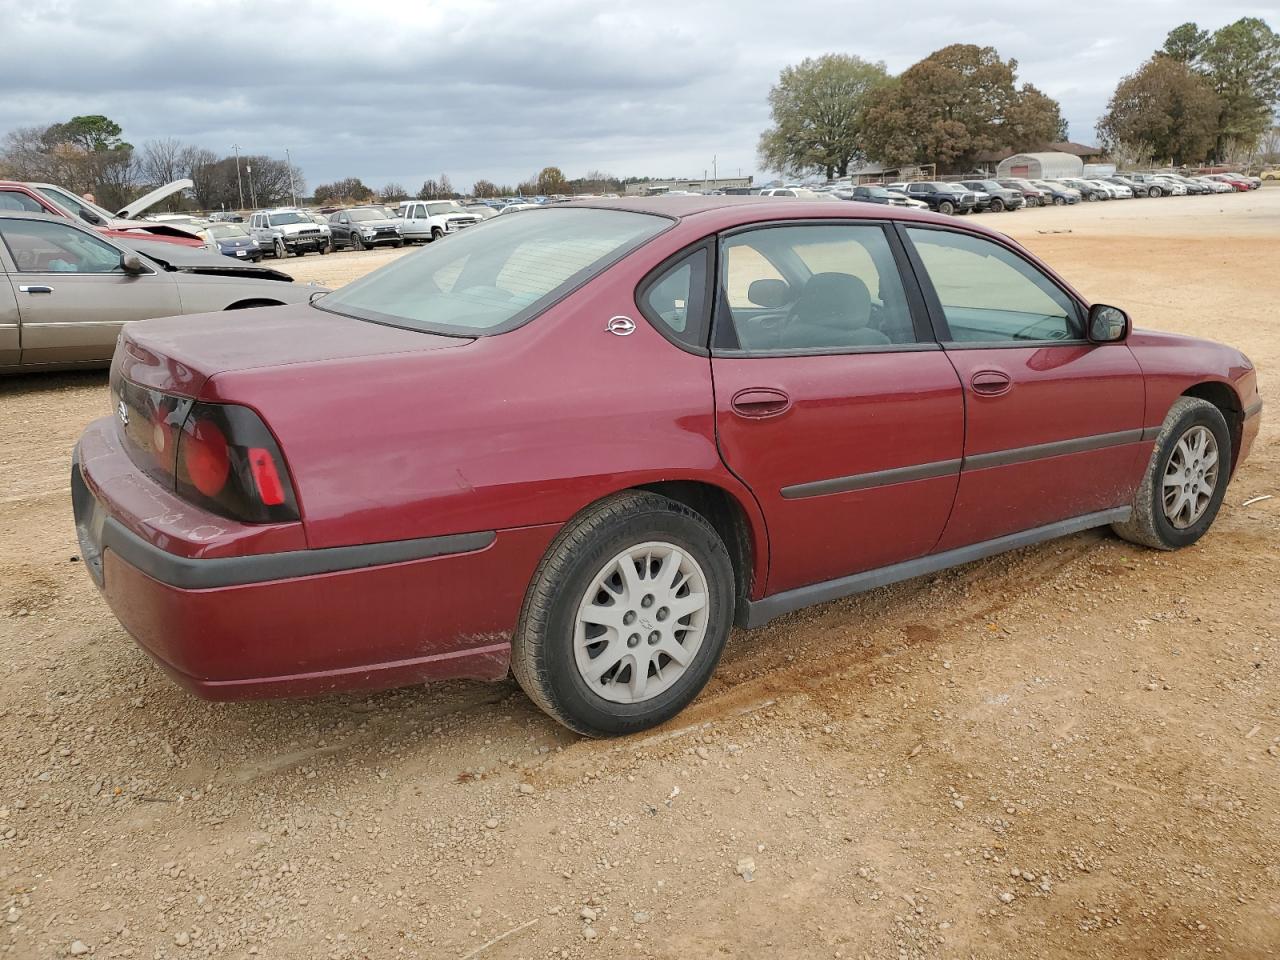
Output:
[
  {"left": 0, "top": 116, "right": 305, "bottom": 211},
  {"left": 1097, "top": 19, "right": 1280, "bottom": 167},
  {"left": 760, "top": 20, "right": 1280, "bottom": 178}
]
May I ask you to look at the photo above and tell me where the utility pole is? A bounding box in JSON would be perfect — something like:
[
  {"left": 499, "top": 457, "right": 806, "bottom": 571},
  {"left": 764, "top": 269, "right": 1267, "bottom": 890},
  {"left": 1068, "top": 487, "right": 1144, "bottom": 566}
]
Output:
[
  {"left": 285, "top": 148, "right": 298, "bottom": 208},
  {"left": 712, "top": 155, "right": 717, "bottom": 183},
  {"left": 233, "top": 144, "right": 245, "bottom": 211},
  {"left": 247, "top": 162, "right": 257, "bottom": 209}
]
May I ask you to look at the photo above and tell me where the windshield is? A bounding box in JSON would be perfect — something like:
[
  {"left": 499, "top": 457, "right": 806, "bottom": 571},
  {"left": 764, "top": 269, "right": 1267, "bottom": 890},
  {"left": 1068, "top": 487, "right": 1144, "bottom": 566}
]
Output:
[
  {"left": 346, "top": 208, "right": 385, "bottom": 222},
  {"left": 207, "top": 224, "right": 248, "bottom": 238},
  {"left": 861, "top": 188, "right": 889, "bottom": 197},
  {"left": 267, "top": 212, "right": 309, "bottom": 226},
  {"left": 318, "top": 208, "right": 668, "bottom": 336},
  {"left": 37, "top": 185, "right": 117, "bottom": 222}
]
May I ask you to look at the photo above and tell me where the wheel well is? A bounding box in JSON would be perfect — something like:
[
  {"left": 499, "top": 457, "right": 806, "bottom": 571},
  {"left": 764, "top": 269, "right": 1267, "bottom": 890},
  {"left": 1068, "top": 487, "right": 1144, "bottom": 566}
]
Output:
[
  {"left": 636, "top": 481, "right": 758, "bottom": 609},
  {"left": 1182, "top": 381, "right": 1243, "bottom": 470},
  {"left": 225, "top": 299, "right": 284, "bottom": 310}
]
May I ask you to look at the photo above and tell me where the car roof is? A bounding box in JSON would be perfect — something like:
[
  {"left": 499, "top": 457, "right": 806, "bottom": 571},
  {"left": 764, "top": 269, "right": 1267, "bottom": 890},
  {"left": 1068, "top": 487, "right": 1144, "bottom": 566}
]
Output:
[
  {"left": 564, "top": 193, "right": 979, "bottom": 232},
  {"left": 0, "top": 209, "right": 81, "bottom": 223}
]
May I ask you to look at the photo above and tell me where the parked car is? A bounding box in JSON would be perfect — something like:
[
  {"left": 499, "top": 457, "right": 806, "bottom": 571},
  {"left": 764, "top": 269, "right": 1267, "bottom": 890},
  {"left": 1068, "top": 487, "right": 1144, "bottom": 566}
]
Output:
[
  {"left": 996, "top": 179, "right": 1050, "bottom": 207},
  {"left": 208, "top": 211, "right": 245, "bottom": 223},
  {"left": 880, "top": 190, "right": 929, "bottom": 209},
  {"left": 888, "top": 182, "right": 977, "bottom": 215},
  {"left": 69, "top": 196, "right": 1262, "bottom": 734},
  {"left": 1207, "top": 173, "right": 1254, "bottom": 191},
  {"left": 397, "top": 199, "right": 483, "bottom": 242},
  {"left": 496, "top": 202, "right": 544, "bottom": 215},
  {"left": 1261, "top": 168, "right": 1279, "bottom": 181},
  {"left": 326, "top": 207, "right": 405, "bottom": 251},
  {"left": 1061, "top": 178, "right": 1109, "bottom": 201},
  {"left": 1195, "top": 176, "right": 1235, "bottom": 194},
  {"left": 0, "top": 211, "right": 323, "bottom": 373},
  {"left": 849, "top": 185, "right": 910, "bottom": 207},
  {"left": 1164, "top": 174, "right": 1211, "bottom": 195},
  {"left": 1102, "top": 175, "right": 1148, "bottom": 197},
  {"left": 958, "top": 180, "right": 1024, "bottom": 211},
  {"left": 1031, "top": 180, "right": 1082, "bottom": 205},
  {"left": 950, "top": 183, "right": 993, "bottom": 211},
  {"left": 1123, "top": 174, "right": 1174, "bottom": 197},
  {"left": 463, "top": 203, "right": 499, "bottom": 220},
  {"left": 197, "top": 223, "right": 263, "bottom": 261},
  {"left": 248, "top": 208, "right": 332, "bottom": 258},
  {"left": 0, "top": 180, "right": 204, "bottom": 246},
  {"left": 1087, "top": 179, "right": 1131, "bottom": 199}
]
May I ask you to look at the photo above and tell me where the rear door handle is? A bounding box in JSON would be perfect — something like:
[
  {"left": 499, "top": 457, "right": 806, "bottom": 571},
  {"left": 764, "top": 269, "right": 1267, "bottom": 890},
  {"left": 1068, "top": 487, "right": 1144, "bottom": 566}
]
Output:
[
  {"left": 730, "top": 387, "right": 791, "bottom": 419},
  {"left": 18, "top": 285, "right": 52, "bottom": 294},
  {"left": 970, "top": 370, "right": 1012, "bottom": 396}
]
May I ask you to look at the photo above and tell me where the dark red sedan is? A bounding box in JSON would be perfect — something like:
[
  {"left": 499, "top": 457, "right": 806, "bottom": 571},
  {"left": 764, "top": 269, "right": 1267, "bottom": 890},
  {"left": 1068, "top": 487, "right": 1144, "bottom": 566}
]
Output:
[{"left": 72, "top": 196, "right": 1262, "bottom": 736}]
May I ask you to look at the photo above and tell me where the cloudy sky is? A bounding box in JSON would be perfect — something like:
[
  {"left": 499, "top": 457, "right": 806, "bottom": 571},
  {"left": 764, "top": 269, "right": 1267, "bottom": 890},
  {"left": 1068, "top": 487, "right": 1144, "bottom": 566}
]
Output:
[{"left": 0, "top": 0, "right": 1272, "bottom": 192}]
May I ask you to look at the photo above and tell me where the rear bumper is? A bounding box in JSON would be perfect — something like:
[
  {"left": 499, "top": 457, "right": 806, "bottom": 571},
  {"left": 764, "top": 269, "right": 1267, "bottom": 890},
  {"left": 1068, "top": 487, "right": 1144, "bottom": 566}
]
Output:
[{"left": 72, "top": 430, "right": 557, "bottom": 699}]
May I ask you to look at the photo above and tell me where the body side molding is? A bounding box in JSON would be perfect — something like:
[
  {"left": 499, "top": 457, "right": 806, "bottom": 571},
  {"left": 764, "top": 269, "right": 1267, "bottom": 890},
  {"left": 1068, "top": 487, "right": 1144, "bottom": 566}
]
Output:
[{"left": 738, "top": 506, "right": 1132, "bottom": 628}]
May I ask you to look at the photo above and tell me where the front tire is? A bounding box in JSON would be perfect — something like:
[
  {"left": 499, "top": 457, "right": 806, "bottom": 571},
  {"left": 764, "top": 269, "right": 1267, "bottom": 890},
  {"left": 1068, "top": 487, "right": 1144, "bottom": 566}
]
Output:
[
  {"left": 938, "top": 200, "right": 955, "bottom": 216},
  {"left": 430, "top": 227, "right": 444, "bottom": 242},
  {"left": 273, "top": 238, "right": 287, "bottom": 259},
  {"left": 1053, "top": 195, "right": 1065, "bottom": 206},
  {"left": 1112, "top": 397, "right": 1231, "bottom": 551},
  {"left": 351, "top": 234, "right": 365, "bottom": 251},
  {"left": 512, "top": 492, "right": 735, "bottom": 737},
  {"left": 990, "top": 198, "right": 1005, "bottom": 212}
]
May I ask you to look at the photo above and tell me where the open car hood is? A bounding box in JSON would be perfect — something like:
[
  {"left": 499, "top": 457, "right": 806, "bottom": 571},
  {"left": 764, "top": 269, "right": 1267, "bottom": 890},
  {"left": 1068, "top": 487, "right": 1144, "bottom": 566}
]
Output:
[
  {"left": 123, "top": 237, "right": 296, "bottom": 282},
  {"left": 116, "top": 178, "right": 194, "bottom": 219}
]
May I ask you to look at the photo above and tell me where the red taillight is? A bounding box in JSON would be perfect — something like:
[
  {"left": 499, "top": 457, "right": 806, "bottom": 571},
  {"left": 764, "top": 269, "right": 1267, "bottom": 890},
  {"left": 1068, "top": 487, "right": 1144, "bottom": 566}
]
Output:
[
  {"left": 182, "top": 419, "right": 231, "bottom": 497},
  {"left": 113, "top": 375, "right": 299, "bottom": 524},
  {"left": 247, "top": 447, "right": 286, "bottom": 506},
  {"left": 174, "top": 403, "right": 299, "bottom": 524}
]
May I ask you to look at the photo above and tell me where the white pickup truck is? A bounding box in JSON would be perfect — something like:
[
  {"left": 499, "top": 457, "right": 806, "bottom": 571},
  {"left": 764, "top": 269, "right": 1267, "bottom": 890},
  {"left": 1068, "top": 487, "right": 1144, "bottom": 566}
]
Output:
[{"left": 396, "top": 200, "right": 483, "bottom": 242}]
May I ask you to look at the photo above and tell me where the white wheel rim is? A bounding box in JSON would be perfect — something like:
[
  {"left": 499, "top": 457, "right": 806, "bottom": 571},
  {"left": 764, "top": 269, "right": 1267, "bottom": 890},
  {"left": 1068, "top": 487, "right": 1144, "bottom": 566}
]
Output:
[
  {"left": 573, "top": 541, "right": 710, "bottom": 704},
  {"left": 1162, "top": 425, "right": 1219, "bottom": 529}
]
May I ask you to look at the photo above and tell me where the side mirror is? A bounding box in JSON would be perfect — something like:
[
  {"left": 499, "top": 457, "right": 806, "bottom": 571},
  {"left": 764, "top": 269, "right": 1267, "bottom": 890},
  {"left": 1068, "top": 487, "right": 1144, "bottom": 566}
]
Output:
[
  {"left": 119, "top": 253, "right": 147, "bottom": 275},
  {"left": 80, "top": 210, "right": 104, "bottom": 226},
  {"left": 1087, "top": 303, "right": 1129, "bottom": 343}
]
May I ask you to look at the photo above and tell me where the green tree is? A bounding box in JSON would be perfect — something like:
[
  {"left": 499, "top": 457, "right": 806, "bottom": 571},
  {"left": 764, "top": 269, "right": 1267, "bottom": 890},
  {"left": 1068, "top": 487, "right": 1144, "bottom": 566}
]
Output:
[
  {"left": 536, "top": 166, "right": 566, "bottom": 194},
  {"left": 860, "top": 45, "right": 1065, "bottom": 171},
  {"left": 1097, "top": 56, "right": 1221, "bottom": 165},
  {"left": 45, "top": 115, "right": 130, "bottom": 154},
  {"left": 757, "top": 54, "right": 890, "bottom": 178},
  {"left": 1162, "top": 22, "right": 1209, "bottom": 63},
  {"left": 1201, "top": 18, "right": 1280, "bottom": 154},
  {"left": 313, "top": 177, "right": 372, "bottom": 204}
]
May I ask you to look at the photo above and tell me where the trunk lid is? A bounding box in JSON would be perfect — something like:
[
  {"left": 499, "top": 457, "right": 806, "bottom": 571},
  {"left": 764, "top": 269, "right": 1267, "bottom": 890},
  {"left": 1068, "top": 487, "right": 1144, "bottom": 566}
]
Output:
[{"left": 115, "top": 301, "right": 473, "bottom": 397}]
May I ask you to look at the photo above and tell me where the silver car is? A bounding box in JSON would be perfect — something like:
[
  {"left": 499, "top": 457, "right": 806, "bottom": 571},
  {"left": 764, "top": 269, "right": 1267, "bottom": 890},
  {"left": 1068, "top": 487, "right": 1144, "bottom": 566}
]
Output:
[{"left": 1, "top": 211, "right": 324, "bottom": 374}]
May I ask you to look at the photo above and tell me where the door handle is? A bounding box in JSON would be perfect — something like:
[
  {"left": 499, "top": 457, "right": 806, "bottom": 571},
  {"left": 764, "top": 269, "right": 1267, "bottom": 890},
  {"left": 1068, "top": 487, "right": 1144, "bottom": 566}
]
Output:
[
  {"left": 18, "top": 285, "right": 52, "bottom": 294},
  {"left": 970, "top": 370, "right": 1012, "bottom": 396},
  {"left": 730, "top": 387, "right": 791, "bottom": 419}
]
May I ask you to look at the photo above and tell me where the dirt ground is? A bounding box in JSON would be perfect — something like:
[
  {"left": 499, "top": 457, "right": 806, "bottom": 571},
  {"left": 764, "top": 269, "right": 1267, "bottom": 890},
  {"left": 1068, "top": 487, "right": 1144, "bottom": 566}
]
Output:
[{"left": 1, "top": 191, "right": 1277, "bottom": 960}]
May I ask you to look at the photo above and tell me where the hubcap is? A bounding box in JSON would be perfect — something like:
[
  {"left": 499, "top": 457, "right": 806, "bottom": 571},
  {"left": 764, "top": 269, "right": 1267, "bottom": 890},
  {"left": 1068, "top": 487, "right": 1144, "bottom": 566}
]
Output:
[
  {"left": 573, "top": 541, "right": 710, "bottom": 704},
  {"left": 1162, "top": 425, "right": 1219, "bottom": 529}
]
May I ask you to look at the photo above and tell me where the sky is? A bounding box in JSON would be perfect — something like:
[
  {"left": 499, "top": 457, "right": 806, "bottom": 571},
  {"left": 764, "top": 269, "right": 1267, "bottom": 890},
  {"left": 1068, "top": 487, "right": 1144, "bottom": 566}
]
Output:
[{"left": 0, "top": 0, "right": 1273, "bottom": 192}]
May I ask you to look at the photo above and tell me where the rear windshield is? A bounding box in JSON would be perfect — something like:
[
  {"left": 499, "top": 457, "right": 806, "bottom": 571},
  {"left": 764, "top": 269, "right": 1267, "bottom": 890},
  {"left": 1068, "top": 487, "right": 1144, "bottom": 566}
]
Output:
[{"left": 316, "top": 207, "right": 668, "bottom": 336}]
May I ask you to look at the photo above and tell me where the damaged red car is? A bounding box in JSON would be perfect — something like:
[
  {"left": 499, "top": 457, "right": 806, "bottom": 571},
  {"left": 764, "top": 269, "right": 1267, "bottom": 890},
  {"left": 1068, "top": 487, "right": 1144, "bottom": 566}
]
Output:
[{"left": 73, "top": 196, "right": 1262, "bottom": 736}]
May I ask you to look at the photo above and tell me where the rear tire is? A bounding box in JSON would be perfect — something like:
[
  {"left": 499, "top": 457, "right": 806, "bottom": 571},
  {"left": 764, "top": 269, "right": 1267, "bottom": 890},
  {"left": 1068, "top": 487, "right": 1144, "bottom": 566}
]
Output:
[
  {"left": 511, "top": 492, "right": 735, "bottom": 737},
  {"left": 1111, "top": 397, "right": 1231, "bottom": 551}
]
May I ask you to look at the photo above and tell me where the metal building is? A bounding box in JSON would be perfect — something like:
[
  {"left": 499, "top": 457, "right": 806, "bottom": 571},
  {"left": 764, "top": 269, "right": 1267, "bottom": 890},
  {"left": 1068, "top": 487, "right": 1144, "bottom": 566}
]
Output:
[{"left": 995, "top": 152, "right": 1085, "bottom": 180}]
